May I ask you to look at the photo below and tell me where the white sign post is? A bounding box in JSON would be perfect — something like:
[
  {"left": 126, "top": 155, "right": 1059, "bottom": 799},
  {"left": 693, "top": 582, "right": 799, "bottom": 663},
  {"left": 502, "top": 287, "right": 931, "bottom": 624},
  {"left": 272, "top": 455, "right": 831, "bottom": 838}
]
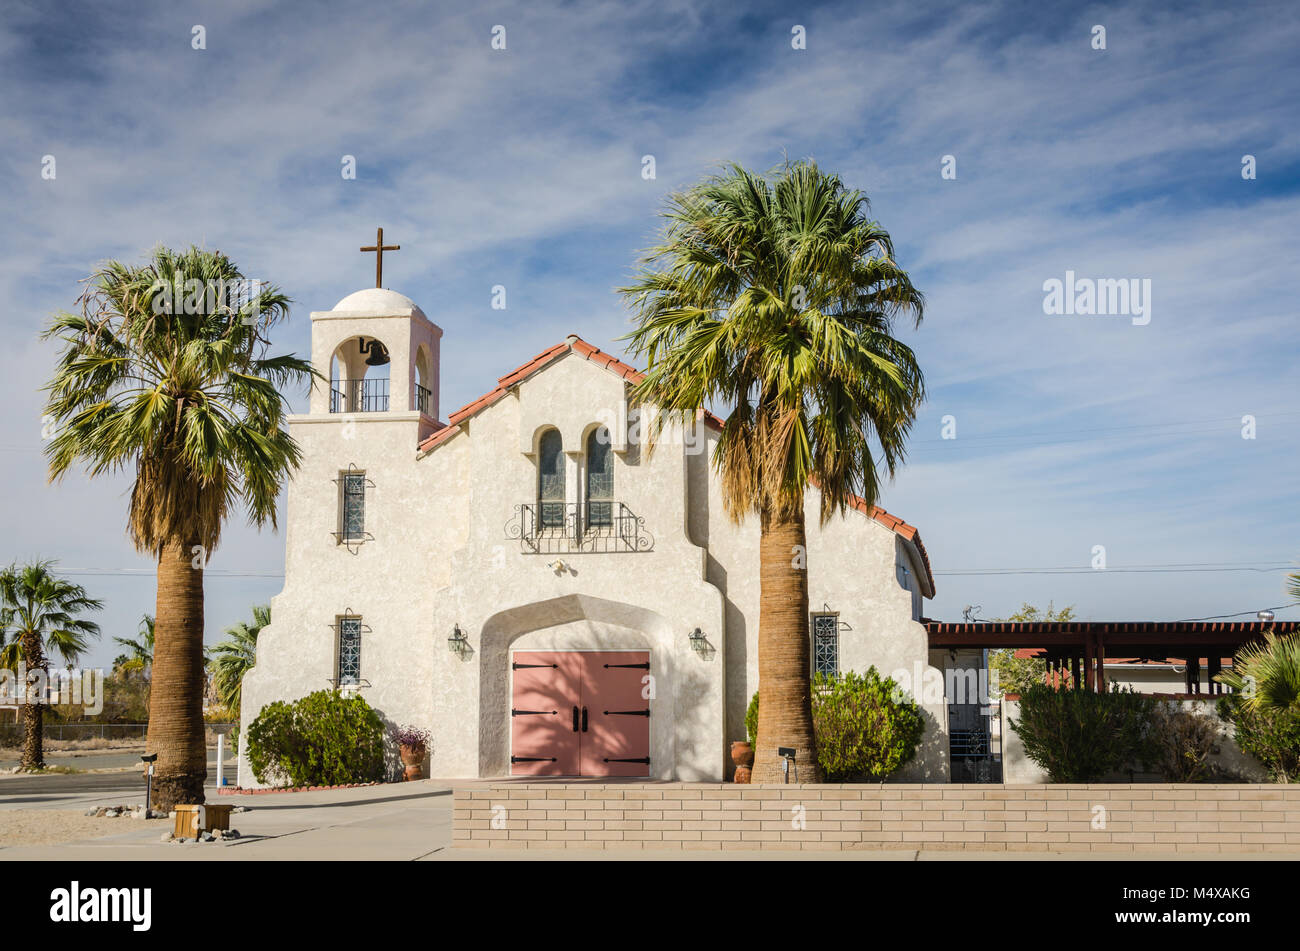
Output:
[{"left": 216, "top": 732, "right": 224, "bottom": 788}]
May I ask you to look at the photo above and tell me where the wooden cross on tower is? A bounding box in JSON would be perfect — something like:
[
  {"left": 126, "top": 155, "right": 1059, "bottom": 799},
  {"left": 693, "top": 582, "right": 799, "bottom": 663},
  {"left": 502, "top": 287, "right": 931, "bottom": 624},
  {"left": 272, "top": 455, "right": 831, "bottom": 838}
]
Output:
[{"left": 360, "top": 227, "right": 400, "bottom": 288}]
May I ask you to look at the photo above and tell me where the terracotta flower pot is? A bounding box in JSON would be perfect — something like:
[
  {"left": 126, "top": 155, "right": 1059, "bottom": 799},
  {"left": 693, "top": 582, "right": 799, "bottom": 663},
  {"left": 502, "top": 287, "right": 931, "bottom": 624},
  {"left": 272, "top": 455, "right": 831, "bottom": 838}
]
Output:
[
  {"left": 732, "top": 765, "right": 752, "bottom": 785},
  {"left": 400, "top": 743, "right": 425, "bottom": 781},
  {"left": 730, "top": 740, "right": 754, "bottom": 768}
]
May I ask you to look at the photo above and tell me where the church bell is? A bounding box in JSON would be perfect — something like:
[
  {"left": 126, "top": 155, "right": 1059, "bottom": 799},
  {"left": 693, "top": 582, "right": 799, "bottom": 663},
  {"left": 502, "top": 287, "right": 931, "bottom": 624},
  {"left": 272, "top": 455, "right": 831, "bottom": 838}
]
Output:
[{"left": 359, "top": 337, "right": 390, "bottom": 367}]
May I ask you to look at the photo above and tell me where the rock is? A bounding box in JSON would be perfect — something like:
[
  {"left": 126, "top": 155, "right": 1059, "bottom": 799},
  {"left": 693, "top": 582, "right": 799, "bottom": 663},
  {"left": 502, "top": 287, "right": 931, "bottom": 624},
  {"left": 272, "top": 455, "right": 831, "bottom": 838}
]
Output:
[
  {"left": 167, "top": 811, "right": 176, "bottom": 819},
  {"left": 104, "top": 809, "right": 119, "bottom": 818},
  {"left": 160, "top": 832, "right": 174, "bottom": 843},
  {"left": 231, "top": 806, "right": 248, "bottom": 813},
  {"left": 200, "top": 832, "right": 214, "bottom": 842},
  {"left": 225, "top": 829, "right": 240, "bottom": 839},
  {"left": 84, "top": 808, "right": 96, "bottom": 817},
  {"left": 175, "top": 837, "right": 190, "bottom": 844}
]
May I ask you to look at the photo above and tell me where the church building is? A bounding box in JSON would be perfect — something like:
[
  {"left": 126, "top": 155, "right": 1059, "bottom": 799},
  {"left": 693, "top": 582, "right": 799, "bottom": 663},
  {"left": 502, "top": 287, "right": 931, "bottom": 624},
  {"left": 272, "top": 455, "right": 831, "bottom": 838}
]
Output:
[{"left": 236, "top": 282, "right": 949, "bottom": 785}]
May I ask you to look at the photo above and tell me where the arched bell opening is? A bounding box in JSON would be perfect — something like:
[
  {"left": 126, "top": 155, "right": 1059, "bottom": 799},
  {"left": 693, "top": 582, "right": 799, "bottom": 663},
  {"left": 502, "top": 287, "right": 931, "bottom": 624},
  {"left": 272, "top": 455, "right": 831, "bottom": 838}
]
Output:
[{"left": 330, "top": 335, "right": 391, "bottom": 413}]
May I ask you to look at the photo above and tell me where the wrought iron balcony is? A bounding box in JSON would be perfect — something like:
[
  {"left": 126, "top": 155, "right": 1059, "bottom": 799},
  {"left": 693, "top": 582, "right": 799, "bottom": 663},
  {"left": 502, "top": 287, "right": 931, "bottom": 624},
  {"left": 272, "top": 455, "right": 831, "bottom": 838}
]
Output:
[
  {"left": 330, "top": 378, "right": 389, "bottom": 413},
  {"left": 506, "top": 501, "right": 654, "bottom": 553},
  {"left": 415, "top": 382, "right": 432, "bottom": 415}
]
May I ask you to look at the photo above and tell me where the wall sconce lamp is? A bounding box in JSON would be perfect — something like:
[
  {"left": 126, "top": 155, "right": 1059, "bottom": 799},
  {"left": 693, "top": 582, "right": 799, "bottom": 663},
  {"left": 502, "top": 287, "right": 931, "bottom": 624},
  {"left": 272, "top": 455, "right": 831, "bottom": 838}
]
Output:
[
  {"left": 448, "top": 624, "right": 470, "bottom": 656},
  {"left": 689, "top": 627, "right": 709, "bottom": 654}
]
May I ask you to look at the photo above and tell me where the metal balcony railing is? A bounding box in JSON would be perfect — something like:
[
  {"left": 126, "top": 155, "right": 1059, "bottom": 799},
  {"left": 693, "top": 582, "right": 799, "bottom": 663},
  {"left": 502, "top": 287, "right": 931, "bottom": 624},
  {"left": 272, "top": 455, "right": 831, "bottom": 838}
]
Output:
[
  {"left": 415, "top": 383, "right": 432, "bottom": 415},
  {"left": 329, "top": 378, "right": 389, "bottom": 413},
  {"left": 506, "top": 501, "right": 654, "bottom": 553}
]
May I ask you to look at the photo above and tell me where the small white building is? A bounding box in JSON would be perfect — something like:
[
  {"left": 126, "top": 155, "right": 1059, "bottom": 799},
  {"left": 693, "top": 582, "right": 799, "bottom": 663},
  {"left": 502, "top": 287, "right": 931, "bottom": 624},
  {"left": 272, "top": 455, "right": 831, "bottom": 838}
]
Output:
[{"left": 237, "top": 286, "right": 948, "bottom": 784}]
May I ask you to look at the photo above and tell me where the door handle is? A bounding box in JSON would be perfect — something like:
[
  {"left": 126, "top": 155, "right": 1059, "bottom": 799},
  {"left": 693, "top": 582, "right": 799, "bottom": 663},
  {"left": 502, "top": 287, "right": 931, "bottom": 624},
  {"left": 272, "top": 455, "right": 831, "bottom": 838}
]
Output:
[
  {"left": 572, "top": 705, "right": 579, "bottom": 733},
  {"left": 581, "top": 706, "right": 588, "bottom": 732}
]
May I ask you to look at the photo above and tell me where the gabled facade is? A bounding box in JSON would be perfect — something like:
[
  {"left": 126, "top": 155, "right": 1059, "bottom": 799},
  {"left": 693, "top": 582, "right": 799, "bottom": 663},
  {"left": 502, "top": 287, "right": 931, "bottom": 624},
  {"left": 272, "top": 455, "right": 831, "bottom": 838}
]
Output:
[{"left": 237, "top": 287, "right": 947, "bottom": 785}]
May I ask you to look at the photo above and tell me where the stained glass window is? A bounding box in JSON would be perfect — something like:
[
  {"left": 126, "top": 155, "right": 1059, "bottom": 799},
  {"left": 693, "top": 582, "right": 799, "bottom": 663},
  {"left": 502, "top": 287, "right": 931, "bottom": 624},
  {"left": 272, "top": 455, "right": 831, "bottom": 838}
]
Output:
[
  {"left": 812, "top": 613, "right": 838, "bottom": 677},
  {"left": 586, "top": 426, "right": 613, "bottom": 528},
  {"left": 538, "top": 429, "right": 565, "bottom": 529},
  {"left": 341, "top": 472, "right": 366, "bottom": 542},
  {"left": 337, "top": 617, "right": 362, "bottom": 686}
]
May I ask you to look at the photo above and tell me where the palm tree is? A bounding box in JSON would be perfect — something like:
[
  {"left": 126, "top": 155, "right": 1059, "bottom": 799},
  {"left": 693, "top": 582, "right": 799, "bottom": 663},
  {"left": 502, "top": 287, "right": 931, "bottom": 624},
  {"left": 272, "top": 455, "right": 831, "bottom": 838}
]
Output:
[
  {"left": 621, "top": 161, "right": 925, "bottom": 782},
  {"left": 42, "top": 246, "right": 316, "bottom": 808},
  {"left": 210, "top": 604, "right": 269, "bottom": 715},
  {"left": 1218, "top": 569, "right": 1300, "bottom": 709},
  {"left": 1216, "top": 631, "right": 1300, "bottom": 711},
  {"left": 113, "top": 614, "right": 155, "bottom": 678},
  {"left": 0, "top": 561, "right": 102, "bottom": 769}
]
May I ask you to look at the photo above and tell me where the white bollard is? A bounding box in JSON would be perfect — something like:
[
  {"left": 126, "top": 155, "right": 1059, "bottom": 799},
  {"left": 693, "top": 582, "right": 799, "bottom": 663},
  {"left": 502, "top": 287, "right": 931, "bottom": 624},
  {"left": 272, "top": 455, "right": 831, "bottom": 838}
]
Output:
[{"left": 216, "top": 732, "right": 224, "bottom": 788}]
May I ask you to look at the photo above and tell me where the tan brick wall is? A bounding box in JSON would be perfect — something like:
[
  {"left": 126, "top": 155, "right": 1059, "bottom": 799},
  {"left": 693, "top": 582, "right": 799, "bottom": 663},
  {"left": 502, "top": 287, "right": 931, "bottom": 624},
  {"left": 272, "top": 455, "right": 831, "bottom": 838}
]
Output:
[{"left": 451, "top": 783, "right": 1300, "bottom": 852}]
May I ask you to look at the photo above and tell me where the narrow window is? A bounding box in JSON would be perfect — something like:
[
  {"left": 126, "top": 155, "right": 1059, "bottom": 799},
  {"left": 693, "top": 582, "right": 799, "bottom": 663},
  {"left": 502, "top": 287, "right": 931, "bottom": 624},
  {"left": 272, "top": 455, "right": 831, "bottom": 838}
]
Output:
[
  {"left": 538, "top": 429, "right": 565, "bottom": 529},
  {"left": 586, "top": 426, "right": 613, "bottom": 528},
  {"left": 337, "top": 616, "right": 362, "bottom": 686},
  {"left": 811, "top": 612, "right": 839, "bottom": 678},
  {"left": 340, "top": 471, "right": 366, "bottom": 543}
]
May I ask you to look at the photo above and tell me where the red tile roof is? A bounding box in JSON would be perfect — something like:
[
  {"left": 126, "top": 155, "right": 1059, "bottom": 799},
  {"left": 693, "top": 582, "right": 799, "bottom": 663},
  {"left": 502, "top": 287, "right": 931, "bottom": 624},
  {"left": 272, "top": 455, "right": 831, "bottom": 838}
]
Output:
[{"left": 416, "top": 335, "right": 933, "bottom": 594}]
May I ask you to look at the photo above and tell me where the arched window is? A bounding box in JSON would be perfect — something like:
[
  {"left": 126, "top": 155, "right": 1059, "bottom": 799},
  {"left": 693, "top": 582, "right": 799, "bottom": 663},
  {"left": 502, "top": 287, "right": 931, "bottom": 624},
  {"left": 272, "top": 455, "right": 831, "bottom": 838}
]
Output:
[
  {"left": 586, "top": 426, "right": 613, "bottom": 528},
  {"left": 538, "top": 429, "right": 565, "bottom": 529}
]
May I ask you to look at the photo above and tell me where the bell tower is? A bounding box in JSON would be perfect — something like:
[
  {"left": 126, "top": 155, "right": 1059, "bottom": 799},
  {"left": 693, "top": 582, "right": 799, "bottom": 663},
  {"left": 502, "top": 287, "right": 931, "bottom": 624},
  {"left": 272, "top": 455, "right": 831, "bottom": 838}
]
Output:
[{"left": 308, "top": 287, "right": 442, "bottom": 439}]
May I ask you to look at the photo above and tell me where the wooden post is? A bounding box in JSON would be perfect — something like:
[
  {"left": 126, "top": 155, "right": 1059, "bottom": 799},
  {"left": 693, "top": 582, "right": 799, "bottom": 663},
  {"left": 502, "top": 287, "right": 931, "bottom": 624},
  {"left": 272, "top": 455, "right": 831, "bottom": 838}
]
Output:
[
  {"left": 1095, "top": 636, "right": 1107, "bottom": 692},
  {"left": 1085, "top": 635, "right": 1096, "bottom": 691}
]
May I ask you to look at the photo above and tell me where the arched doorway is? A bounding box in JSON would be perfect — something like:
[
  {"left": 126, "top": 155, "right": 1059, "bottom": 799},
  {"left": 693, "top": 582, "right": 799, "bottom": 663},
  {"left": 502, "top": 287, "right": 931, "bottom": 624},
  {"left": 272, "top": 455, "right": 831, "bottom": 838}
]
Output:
[{"left": 477, "top": 594, "right": 677, "bottom": 779}]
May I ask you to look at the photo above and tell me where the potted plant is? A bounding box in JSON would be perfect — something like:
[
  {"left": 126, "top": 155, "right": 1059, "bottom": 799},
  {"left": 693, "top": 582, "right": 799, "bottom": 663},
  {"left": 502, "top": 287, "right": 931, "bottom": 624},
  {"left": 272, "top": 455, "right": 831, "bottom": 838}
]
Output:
[
  {"left": 730, "top": 739, "right": 754, "bottom": 783},
  {"left": 393, "top": 725, "right": 431, "bottom": 781}
]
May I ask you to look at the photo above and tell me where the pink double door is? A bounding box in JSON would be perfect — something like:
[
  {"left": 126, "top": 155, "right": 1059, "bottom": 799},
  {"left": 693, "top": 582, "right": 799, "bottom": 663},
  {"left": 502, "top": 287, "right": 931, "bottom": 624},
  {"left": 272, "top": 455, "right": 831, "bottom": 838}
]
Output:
[{"left": 510, "top": 651, "right": 651, "bottom": 777}]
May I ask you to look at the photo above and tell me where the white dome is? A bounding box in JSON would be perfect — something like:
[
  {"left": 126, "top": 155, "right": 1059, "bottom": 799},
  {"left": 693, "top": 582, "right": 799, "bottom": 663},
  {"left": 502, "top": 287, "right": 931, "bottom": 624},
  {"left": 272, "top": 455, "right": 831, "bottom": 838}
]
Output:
[{"left": 332, "top": 288, "right": 426, "bottom": 319}]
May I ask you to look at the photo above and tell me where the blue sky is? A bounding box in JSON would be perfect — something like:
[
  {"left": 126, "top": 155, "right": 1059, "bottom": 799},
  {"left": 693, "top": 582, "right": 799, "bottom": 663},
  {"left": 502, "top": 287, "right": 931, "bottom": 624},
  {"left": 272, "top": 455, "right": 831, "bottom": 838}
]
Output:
[{"left": 2, "top": 0, "right": 1298, "bottom": 669}]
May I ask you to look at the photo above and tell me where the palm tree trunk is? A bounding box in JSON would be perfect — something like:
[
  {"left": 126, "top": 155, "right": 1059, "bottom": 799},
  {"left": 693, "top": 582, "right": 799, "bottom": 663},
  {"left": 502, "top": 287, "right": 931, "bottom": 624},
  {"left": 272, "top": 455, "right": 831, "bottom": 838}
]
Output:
[
  {"left": 20, "top": 633, "right": 44, "bottom": 770},
  {"left": 751, "top": 502, "right": 822, "bottom": 783},
  {"left": 147, "top": 539, "right": 207, "bottom": 809}
]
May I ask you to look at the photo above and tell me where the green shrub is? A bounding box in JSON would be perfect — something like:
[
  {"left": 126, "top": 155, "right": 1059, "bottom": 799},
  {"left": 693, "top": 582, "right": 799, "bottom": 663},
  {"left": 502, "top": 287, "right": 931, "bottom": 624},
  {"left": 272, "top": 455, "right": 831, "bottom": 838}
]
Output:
[
  {"left": 1010, "top": 684, "right": 1154, "bottom": 782},
  {"left": 1145, "top": 702, "right": 1220, "bottom": 782},
  {"left": 1218, "top": 695, "right": 1300, "bottom": 782},
  {"left": 812, "top": 669, "right": 924, "bottom": 780},
  {"left": 246, "top": 689, "right": 386, "bottom": 787},
  {"left": 745, "top": 667, "right": 925, "bottom": 781}
]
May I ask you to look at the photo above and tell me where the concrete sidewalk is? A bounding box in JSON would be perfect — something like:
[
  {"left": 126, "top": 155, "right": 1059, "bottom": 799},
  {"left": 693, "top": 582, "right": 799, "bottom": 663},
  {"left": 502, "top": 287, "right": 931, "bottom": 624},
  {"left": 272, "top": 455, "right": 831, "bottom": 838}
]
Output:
[
  {"left": 0, "top": 781, "right": 454, "bottom": 860},
  {"left": 2, "top": 780, "right": 1295, "bottom": 860}
]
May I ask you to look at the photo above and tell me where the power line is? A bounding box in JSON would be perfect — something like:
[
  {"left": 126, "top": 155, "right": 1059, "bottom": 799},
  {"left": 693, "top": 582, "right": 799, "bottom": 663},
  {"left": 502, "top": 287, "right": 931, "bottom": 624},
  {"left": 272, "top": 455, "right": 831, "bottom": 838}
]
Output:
[
  {"left": 1173, "top": 604, "right": 1296, "bottom": 622},
  {"left": 937, "top": 560, "right": 1296, "bottom": 576}
]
